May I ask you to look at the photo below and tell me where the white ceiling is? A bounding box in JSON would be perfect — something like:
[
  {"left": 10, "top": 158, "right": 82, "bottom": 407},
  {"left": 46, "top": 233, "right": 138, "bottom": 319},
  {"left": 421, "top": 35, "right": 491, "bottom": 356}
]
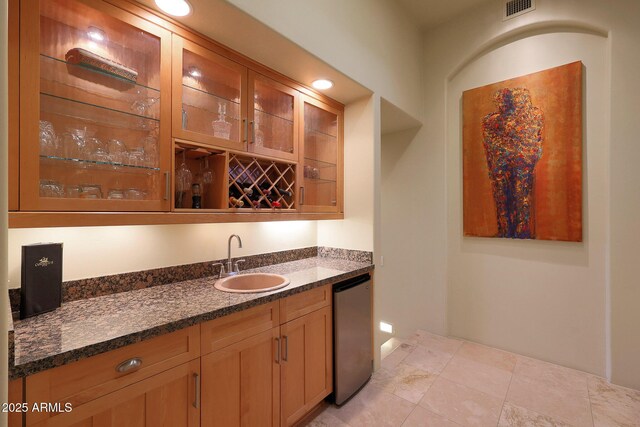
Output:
[{"left": 395, "top": 0, "right": 492, "bottom": 29}]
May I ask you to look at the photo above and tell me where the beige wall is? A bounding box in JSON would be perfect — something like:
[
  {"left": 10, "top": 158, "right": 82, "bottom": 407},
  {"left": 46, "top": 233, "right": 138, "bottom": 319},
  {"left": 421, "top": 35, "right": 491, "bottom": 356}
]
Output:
[
  {"left": 418, "top": 0, "right": 640, "bottom": 388},
  {"left": 7, "top": 222, "right": 316, "bottom": 287},
  {"left": 607, "top": 0, "right": 640, "bottom": 391},
  {"left": 447, "top": 32, "right": 609, "bottom": 376},
  {"left": 379, "top": 125, "right": 448, "bottom": 338}
]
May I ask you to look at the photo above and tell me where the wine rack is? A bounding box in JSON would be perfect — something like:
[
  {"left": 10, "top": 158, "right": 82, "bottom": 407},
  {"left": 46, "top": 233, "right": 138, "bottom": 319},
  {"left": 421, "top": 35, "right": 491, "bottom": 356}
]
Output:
[{"left": 228, "top": 153, "right": 296, "bottom": 210}]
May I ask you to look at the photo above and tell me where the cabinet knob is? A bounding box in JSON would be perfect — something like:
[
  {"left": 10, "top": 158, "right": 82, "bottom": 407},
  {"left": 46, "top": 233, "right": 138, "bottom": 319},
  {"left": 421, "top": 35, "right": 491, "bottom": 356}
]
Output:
[{"left": 115, "top": 357, "right": 142, "bottom": 373}]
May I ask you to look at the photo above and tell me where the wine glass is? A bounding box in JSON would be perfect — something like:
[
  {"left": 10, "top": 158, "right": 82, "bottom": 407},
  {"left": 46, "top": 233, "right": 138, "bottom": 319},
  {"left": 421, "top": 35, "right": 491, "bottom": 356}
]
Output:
[
  {"left": 175, "top": 150, "right": 192, "bottom": 208},
  {"left": 201, "top": 156, "right": 215, "bottom": 188}
]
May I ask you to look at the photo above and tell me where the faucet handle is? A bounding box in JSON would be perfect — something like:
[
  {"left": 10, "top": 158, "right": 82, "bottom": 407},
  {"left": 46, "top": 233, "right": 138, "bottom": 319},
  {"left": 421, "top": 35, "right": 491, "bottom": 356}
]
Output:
[
  {"left": 212, "top": 262, "right": 225, "bottom": 279},
  {"left": 233, "top": 259, "right": 245, "bottom": 273}
]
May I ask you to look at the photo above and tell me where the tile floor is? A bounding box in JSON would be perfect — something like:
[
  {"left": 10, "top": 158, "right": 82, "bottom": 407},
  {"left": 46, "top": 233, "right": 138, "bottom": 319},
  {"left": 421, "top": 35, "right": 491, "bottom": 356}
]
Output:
[{"left": 305, "top": 331, "right": 640, "bottom": 427}]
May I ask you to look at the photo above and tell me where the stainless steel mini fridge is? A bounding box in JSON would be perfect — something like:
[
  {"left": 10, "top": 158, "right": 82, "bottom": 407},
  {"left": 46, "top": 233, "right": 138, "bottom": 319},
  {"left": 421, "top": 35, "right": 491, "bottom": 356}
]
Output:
[{"left": 333, "top": 274, "right": 373, "bottom": 405}]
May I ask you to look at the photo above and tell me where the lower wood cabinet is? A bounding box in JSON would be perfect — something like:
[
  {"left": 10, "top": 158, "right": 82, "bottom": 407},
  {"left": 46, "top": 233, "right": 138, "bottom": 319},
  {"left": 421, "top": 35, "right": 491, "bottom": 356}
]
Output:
[
  {"left": 200, "top": 285, "right": 333, "bottom": 427},
  {"left": 8, "top": 379, "right": 23, "bottom": 427},
  {"left": 19, "top": 285, "right": 336, "bottom": 427},
  {"left": 280, "top": 305, "right": 332, "bottom": 427},
  {"left": 201, "top": 328, "right": 280, "bottom": 427},
  {"left": 28, "top": 359, "right": 200, "bottom": 427}
]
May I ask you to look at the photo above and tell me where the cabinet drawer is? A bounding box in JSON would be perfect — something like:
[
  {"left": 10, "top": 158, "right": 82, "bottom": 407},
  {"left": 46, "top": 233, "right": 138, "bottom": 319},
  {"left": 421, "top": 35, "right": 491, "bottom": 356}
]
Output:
[
  {"left": 26, "top": 325, "right": 200, "bottom": 425},
  {"left": 201, "top": 301, "right": 279, "bottom": 355},
  {"left": 280, "top": 285, "right": 331, "bottom": 324}
]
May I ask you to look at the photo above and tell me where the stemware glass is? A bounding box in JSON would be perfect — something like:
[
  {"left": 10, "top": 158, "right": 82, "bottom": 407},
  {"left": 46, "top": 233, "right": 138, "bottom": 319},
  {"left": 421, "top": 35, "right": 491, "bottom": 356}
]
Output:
[
  {"left": 175, "top": 150, "right": 192, "bottom": 208},
  {"left": 39, "top": 120, "right": 59, "bottom": 157}
]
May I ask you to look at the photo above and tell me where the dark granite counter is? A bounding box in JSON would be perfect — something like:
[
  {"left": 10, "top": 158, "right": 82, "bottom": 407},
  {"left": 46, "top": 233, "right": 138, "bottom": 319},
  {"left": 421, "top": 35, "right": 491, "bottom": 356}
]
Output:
[{"left": 9, "top": 256, "right": 373, "bottom": 380}]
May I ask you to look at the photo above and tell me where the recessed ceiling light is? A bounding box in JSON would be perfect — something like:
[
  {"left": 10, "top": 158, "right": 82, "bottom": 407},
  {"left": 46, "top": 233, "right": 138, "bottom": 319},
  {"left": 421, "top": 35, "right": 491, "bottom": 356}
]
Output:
[
  {"left": 155, "top": 0, "right": 192, "bottom": 17},
  {"left": 87, "top": 26, "right": 106, "bottom": 42},
  {"left": 312, "top": 79, "right": 334, "bottom": 90},
  {"left": 188, "top": 66, "right": 201, "bottom": 78}
]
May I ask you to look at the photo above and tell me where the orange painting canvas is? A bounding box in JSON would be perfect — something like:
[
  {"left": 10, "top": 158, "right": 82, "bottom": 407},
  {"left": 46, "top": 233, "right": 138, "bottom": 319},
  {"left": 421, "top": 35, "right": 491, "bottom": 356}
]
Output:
[{"left": 463, "top": 61, "right": 583, "bottom": 242}]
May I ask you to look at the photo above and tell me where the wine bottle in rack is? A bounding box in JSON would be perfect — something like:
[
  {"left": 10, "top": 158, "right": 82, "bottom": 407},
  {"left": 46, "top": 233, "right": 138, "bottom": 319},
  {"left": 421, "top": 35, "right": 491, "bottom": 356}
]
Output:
[
  {"left": 273, "top": 187, "right": 292, "bottom": 198},
  {"left": 229, "top": 197, "right": 245, "bottom": 208}
]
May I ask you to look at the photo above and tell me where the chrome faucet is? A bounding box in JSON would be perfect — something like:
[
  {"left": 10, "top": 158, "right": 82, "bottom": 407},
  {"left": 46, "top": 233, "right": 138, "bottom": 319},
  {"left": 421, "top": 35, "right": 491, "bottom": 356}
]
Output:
[
  {"left": 224, "top": 234, "right": 244, "bottom": 277},
  {"left": 212, "top": 234, "right": 246, "bottom": 279}
]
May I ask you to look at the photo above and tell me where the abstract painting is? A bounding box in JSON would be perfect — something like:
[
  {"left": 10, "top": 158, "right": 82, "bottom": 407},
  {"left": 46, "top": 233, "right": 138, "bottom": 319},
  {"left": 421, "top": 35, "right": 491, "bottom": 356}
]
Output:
[{"left": 463, "top": 61, "right": 583, "bottom": 242}]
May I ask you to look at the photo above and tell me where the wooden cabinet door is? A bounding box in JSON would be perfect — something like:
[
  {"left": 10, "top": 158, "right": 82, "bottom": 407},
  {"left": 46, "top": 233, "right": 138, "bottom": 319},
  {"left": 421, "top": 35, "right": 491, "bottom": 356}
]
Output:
[
  {"left": 28, "top": 360, "right": 200, "bottom": 427},
  {"left": 298, "top": 95, "right": 343, "bottom": 213},
  {"left": 172, "top": 35, "right": 248, "bottom": 151},
  {"left": 247, "top": 71, "right": 299, "bottom": 161},
  {"left": 8, "top": 379, "right": 23, "bottom": 427},
  {"left": 201, "top": 328, "right": 280, "bottom": 427},
  {"left": 280, "top": 305, "right": 333, "bottom": 427},
  {"left": 19, "top": 0, "right": 173, "bottom": 212}
]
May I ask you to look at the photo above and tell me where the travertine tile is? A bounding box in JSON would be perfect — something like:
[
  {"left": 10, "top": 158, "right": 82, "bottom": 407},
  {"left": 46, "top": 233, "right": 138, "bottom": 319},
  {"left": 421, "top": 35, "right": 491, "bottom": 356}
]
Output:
[
  {"left": 514, "top": 356, "right": 589, "bottom": 398},
  {"left": 401, "top": 406, "right": 460, "bottom": 427},
  {"left": 498, "top": 402, "right": 573, "bottom": 427},
  {"left": 371, "top": 363, "right": 437, "bottom": 404},
  {"left": 403, "top": 345, "right": 454, "bottom": 374},
  {"left": 507, "top": 373, "right": 593, "bottom": 426},
  {"left": 382, "top": 345, "right": 413, "bottom": 370},
  {"left": 456, "top": 341, "right": 517, "bottom": 372},
  {"left": 381, "top": 338, "right": 404, "bottom": 360},
  {"left": 307, "top": 410, "right": 352, "bottom": 427},
  {"left": 419, "top": 377, "right": 503, "bottom": 426},
  {"left": 327, "top": 383, "right": 415, "bottom": 427},
  {"left": 408, "top": 330, "right": 463, "bottom": 355},
  {"left": 382, "top": 338, "right": 416, "bottom": 360},
  {"left": 588, "top": 376, "right": 640, "bottom": 427},
  {"left": 440, "top": 355, "right": 513, "bottom": 399}
]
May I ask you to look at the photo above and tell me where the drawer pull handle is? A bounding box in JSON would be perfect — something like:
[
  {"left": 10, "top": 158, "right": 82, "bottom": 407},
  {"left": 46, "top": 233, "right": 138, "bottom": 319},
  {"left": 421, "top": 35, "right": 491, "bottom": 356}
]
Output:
[
  {"left": 243, "top": 118, "right": 248, "bottom": 143},
  {"left": 282, "top": 335, "right": 288, "bottom": 361},
  {"left": 193, "top": 373, "right": 201, "bottom": 408},
  {"left": 116, "top": 357, "right": 142, "bottom": 373}
]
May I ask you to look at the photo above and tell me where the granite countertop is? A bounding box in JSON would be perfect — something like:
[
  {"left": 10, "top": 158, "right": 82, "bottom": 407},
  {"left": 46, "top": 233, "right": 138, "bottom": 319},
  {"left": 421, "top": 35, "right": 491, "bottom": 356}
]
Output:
[{"left": 10, "top": 256, "right": 373, "bottom": 379}]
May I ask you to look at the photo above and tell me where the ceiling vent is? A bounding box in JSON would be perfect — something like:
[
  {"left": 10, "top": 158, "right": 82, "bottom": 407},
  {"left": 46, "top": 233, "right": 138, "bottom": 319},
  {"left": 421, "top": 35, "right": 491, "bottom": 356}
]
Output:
[{"left": 503, "top": 0, "right": 535, "bottom": 20}]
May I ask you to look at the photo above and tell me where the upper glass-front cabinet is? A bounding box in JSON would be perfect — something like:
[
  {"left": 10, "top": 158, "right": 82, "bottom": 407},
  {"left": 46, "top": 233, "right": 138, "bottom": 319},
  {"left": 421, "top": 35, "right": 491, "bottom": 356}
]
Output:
[
  {"left": 20, "top": 0, "right": 172, "bottom": 211},
  {"left": 172, "top": 36, "right": 248, "bottom": 151},
  {"left": 248, "top": 71, "right": 298, "bottom": 161},
  {"left": 298, "top": 95, "right": 343, "bottom": 213}
]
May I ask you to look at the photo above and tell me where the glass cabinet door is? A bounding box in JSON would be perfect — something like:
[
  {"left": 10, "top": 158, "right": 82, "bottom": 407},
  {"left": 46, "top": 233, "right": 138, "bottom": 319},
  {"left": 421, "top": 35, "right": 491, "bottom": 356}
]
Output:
[
  {"left": 20, "top": 0, "right": 172, "bottom": 211},
  {"left": 172, "top": 36, "right": 247, "bottom": 151},
  {"left": 248, "top": 71, "right": 298, "bottom": 161},
  {"left": 299, "top": 95, "right": 343, "bottom": 213}
]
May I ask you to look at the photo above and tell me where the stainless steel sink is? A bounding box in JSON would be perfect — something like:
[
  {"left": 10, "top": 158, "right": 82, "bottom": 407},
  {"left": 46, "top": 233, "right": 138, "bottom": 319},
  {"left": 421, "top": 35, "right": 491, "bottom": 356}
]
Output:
[{"left": 214, "top": 273, "right": 290, "bottom": 293}]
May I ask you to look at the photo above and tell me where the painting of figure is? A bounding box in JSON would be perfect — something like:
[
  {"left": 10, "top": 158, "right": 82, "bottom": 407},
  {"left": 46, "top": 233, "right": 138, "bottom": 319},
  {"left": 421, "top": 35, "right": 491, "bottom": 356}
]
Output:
[{"left": 463, "top": 62, "right": 582, "bottom": 242}]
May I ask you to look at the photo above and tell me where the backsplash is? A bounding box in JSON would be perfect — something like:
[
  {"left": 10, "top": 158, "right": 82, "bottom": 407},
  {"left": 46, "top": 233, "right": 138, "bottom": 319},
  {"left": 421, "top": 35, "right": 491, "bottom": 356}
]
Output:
[{"left": 9, "top": 246, "right": 372, "bottom": 314}]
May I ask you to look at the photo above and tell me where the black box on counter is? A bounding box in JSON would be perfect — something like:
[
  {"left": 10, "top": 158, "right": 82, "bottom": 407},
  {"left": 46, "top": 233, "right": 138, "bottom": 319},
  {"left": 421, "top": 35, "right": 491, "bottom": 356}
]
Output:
[{"left": 20, "top": 243, "right": 63, "bottom": 319}]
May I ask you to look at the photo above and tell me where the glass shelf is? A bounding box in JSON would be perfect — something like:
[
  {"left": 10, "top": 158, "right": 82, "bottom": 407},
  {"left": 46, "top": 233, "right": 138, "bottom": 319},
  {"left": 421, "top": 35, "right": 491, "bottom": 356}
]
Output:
[
  {"left": 182, "top": 84, "right": 241, "bottom": 109},
  {"left": 304, "top": 128, "right": 338, "bottom": 139},
  {"left": 304, "top": 177, "right": 336, "bottom": 184},
  {"left": 40, "top": 155, "right": 160, "bottom": 173},
  {"left": 181, "top": 84, "right": 241, "bottom": 141},
  {"left": 255, "top": 108, "right": 294, "bottom": 124},
  {"left": 42, "top": 54, "right": 160, "bottom": 92},
  {"left": 40, "top": 54, "right": 161, "bottom": 121},
  {"left": 304, "top": 158, "right": 336, "bottom": 169},
  {"left": 41, "top": 92, "right": 159, "bottom": 124}
]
